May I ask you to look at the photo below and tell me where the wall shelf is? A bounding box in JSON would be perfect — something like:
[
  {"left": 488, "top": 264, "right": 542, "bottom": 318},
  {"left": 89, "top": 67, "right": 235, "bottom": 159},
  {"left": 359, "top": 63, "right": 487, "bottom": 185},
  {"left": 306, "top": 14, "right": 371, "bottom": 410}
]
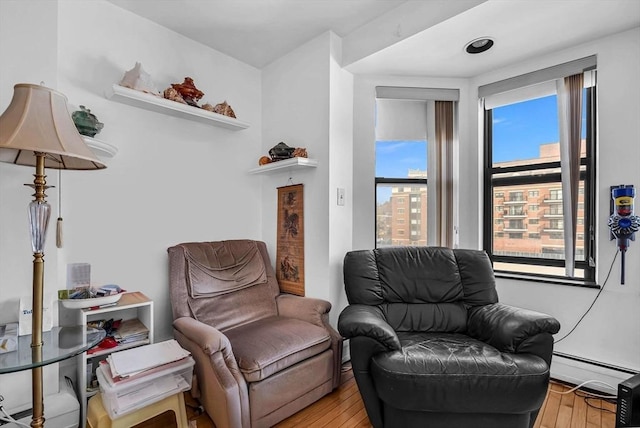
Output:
[
  {"left": 83, "top": 136, "right": 118, "bottom": 159},
  {"left": 248, "top": 157, "right": 318, "bottom": 175},
  {"left": 105, "top": 84, "right": 250, "bottom": 131}
]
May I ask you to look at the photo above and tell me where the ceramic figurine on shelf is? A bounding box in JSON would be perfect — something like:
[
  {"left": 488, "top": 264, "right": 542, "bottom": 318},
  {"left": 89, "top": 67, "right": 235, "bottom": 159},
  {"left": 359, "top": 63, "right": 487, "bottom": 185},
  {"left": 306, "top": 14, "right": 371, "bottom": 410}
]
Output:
[
  {"left": 269, "top": 142, "right": 296, "bottom": 161},
  {"left": 205, "top": 100, "right": 236, "bottom": 118},
  {"left": 72, "top": 106, "right": 104, "bottom": 137},
  {"left": 170, "top": 77, "right": 204, "bottom": 107},
  {"left": 119, "top": 62, "right": 161, "bottom": 96}
]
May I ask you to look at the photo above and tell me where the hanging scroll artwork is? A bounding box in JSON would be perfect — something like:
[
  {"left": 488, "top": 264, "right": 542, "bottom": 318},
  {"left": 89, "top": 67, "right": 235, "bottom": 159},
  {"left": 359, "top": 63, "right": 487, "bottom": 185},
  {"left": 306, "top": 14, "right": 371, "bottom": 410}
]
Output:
[{"left": 276, "top": 184, "right": 305, "bottom": 296}]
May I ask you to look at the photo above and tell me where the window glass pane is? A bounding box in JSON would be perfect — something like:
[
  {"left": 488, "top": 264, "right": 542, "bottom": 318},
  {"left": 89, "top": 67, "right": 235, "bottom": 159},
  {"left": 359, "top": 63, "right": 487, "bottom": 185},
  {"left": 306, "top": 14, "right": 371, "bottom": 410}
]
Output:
[
  {"left": 375, "top": 140, "right": 427, "bottom": 178},
  {"left": 492, "top": 92, "right": 587, "bottom": 167},
  {"left": 492, "top": 181, "right": 586, "bottom": 262},
  {"left": 377, "top": 182, "right": 427, "bottom": 247}
]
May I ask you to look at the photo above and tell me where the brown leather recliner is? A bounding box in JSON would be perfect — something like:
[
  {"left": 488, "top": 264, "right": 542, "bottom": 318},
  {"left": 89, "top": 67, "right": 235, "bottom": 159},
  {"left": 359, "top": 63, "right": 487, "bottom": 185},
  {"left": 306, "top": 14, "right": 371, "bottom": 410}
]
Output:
[{"left": 168, "top": 240, "right": 342, "bottom": 428}]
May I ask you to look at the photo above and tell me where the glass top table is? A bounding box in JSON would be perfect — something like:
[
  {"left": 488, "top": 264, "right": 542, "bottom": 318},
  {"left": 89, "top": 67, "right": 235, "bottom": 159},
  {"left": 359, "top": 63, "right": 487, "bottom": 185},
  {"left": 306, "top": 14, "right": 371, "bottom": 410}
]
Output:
[{"left": 0, "top": 326, "right": 105, "bottom": 373}]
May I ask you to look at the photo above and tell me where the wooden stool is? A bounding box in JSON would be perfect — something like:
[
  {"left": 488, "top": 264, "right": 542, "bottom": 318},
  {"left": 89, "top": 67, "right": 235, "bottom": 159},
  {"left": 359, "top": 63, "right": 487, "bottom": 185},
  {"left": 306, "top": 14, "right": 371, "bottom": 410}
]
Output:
[{"left": 87, "top": 392, "right": 189, "bottom": 428}]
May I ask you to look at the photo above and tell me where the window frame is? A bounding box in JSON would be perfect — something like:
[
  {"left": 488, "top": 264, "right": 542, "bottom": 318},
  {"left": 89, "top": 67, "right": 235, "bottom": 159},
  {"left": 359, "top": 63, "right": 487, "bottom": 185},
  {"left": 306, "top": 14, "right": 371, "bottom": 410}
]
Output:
[{"left": 482, "top": 86, "right": 597, "bottom": 284}]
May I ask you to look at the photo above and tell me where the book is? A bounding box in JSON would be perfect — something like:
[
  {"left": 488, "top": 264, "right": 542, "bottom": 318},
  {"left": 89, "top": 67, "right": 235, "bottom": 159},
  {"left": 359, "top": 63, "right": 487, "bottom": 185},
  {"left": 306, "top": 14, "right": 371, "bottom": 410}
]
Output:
[{"left": 0, "top": 322, "right": 18, "bottom": 353}]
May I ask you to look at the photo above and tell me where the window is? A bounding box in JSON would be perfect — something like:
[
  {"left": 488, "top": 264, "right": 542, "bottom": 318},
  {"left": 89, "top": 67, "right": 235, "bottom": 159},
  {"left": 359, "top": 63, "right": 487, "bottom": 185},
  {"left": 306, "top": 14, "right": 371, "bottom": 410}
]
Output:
[
  {"left": 375, "top": 86, "right": 459, "bottom": 248},
  {"left": 374, "top": 98, "right": 428, "bottom": 247},
  {"left": 482, "top": 60, "right": 596, "bottom": 282}
]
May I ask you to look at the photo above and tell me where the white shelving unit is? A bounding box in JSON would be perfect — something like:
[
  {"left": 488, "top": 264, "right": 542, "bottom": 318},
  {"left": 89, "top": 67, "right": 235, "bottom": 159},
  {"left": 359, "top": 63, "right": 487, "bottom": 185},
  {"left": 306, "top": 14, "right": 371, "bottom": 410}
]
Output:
[
  {"left": 248, "top": 157, "right": 318, "bottom": 174},
  {"left": 105, "top": 84, "right": 250, "bottom": 130},
  {"left": 62, "top": 291, "right": 154, "bottom": 427}
]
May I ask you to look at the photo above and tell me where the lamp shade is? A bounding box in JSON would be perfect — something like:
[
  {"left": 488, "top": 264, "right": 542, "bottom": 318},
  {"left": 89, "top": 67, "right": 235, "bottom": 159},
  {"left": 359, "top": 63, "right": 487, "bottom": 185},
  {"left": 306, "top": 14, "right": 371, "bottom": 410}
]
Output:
[{"left": 0, "top": 83, "right": 105, "bottom": 170}]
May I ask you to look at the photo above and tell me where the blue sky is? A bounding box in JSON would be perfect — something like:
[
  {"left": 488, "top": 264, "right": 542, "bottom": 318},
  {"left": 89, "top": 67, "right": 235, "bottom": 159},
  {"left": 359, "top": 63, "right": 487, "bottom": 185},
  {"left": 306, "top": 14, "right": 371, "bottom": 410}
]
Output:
[{"left": 375, "top": 140, "right": 427, "bottom": 178}]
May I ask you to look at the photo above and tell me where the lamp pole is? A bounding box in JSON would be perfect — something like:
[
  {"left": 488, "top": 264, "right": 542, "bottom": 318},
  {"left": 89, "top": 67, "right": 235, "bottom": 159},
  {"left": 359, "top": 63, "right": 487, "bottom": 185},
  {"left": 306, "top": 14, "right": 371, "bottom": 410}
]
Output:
[{"left": 28, "top": 152, "right": 50, "bottom": 428}]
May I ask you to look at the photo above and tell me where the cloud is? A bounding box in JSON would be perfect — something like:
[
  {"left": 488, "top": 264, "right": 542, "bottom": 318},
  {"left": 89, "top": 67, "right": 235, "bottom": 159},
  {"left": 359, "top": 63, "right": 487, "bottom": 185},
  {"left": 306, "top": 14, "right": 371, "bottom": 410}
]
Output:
[{"left": 493, "top": 117, "right": 507, "bottom": 125}]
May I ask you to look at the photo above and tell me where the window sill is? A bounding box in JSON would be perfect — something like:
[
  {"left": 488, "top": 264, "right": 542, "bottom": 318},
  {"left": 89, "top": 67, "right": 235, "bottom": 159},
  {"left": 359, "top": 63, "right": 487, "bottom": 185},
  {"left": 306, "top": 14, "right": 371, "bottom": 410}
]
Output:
[{"left": 494, "top": 271, "right": 600, "bottom": 289}]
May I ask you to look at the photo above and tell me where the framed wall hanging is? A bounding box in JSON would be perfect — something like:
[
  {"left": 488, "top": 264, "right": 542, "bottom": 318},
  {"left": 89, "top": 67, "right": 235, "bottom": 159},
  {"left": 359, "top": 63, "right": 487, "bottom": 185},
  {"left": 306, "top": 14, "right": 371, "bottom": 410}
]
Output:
[{"left": 276, "top": 184, "right": 305, "bottom": 296}]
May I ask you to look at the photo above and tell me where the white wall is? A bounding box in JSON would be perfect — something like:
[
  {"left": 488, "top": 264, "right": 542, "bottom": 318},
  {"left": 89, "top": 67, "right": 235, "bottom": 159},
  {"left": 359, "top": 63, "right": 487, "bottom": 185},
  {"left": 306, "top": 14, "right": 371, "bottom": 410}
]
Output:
[
  {"left": 328, "top": 33, "right": 354, "bottom": 322},
  {"left": 0, "top": 0, "right": 63, "bottom": 412},
  {"left": 261, "top": 32, "right": 354, "bottom": 325},
  {"left": 0, "top": 0, "right": 262, "bottom": 410},
  {"left": 469, "top": 27, "right": 640, "bottom": 388}
]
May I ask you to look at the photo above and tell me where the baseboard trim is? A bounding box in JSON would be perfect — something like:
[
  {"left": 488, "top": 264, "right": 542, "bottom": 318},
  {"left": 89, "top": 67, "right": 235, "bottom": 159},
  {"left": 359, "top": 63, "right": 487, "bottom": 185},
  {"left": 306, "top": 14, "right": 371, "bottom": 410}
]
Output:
[{"left": 551, "top": 352, "right": 639, "bottom": 394}]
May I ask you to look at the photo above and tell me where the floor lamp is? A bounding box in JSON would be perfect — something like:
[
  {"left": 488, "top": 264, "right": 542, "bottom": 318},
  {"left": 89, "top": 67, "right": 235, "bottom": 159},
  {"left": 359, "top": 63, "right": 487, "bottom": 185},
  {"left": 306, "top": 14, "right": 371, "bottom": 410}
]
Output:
[{"left": 0, "top": 83, "right": 105, "bottom": 428}]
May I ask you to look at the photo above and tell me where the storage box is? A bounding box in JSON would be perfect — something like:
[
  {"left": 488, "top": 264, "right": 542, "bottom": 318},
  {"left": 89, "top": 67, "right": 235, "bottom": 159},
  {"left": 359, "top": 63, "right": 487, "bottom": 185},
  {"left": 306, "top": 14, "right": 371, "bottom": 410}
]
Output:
[{"left": 96, "top": 357, "right": 194, "bottom": 419}]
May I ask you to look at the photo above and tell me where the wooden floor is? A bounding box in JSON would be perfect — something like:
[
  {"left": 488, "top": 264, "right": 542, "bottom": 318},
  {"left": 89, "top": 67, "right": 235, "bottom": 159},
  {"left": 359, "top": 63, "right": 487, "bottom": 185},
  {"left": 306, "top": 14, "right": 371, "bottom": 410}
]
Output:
[{"left": 138, "top": 365, "right": 617, "bottom": 428}]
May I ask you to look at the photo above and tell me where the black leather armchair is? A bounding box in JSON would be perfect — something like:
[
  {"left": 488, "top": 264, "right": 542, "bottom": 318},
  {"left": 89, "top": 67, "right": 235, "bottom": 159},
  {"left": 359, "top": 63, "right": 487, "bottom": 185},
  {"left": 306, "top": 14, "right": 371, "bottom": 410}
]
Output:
[{"left": 338, "top": 247, "right": 560, "bottom": 428}]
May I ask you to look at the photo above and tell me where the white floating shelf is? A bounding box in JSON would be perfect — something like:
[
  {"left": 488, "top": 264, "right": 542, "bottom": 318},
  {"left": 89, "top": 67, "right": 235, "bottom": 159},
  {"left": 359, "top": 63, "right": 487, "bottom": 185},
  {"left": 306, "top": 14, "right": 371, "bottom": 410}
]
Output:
[
  {"left": 248, "top": 157, "right": 318, "bottom": 175},
  {"left": 105, "top": 84, "right": 250, "bottom": 131},
  {"left": 83, "top": 136, "right": 118, "bottom": 159}
]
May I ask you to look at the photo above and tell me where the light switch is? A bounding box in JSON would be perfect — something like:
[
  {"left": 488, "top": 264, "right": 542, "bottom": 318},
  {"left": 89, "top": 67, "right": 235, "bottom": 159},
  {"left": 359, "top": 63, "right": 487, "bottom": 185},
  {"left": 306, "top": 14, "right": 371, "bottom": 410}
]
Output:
[{"left": 337, "top": 188, "right": 345, "bottom": 206}]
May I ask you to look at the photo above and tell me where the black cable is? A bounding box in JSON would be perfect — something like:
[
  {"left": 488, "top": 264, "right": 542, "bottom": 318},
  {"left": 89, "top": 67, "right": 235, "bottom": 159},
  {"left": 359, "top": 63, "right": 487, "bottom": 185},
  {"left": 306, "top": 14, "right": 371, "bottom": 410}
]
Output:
[{"left": 554, "top": 250, "right": 618, "bottom": 344}]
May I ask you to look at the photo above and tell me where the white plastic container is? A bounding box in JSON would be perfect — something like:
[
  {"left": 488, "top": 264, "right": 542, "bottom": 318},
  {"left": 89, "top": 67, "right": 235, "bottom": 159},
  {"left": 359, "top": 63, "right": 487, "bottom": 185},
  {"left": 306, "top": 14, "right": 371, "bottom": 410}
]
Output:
[{"left": 96, "top": 356, "right": 194, "bottom": 419}]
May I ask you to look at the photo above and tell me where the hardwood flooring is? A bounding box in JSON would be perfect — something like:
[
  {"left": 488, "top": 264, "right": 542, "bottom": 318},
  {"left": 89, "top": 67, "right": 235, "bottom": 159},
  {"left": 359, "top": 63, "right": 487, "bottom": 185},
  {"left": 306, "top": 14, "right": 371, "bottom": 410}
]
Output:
[{"left": 137, "top": 365, "right": 617, "bottom": 428}]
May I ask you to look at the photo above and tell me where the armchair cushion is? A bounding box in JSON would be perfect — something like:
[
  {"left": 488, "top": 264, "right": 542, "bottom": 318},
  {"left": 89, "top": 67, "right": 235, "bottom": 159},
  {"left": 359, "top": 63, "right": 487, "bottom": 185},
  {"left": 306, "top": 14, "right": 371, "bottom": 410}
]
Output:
[
  {"left": 224, "top": 316, "right": 331, "bottom": 382},
  {"left": 371, "top": 332, "right": 550, "bottom": 414}
]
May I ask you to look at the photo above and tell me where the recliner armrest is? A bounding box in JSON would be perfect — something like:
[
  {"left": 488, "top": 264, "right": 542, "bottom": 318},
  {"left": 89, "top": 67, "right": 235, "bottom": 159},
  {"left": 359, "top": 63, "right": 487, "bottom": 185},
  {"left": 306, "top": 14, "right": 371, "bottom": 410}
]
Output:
[
  {"left": 276, "top": 294, "right": 331, "bottom": 327},
  {"left": 173, "top": 316, "right": 232, "bottom": 356},
  {"left": 467, "top": 303, "right": 560, "bottom": 353},
  {"left": 338, "top": 305, "right": 401, "bottom": 351}
]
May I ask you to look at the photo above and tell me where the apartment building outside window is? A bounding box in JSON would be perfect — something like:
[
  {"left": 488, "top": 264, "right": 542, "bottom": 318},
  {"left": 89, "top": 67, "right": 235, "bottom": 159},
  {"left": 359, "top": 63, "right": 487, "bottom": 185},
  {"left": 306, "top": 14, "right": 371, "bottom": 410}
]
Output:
[{"left": 481, "top": 58, "right": 596, "bottom": 282}]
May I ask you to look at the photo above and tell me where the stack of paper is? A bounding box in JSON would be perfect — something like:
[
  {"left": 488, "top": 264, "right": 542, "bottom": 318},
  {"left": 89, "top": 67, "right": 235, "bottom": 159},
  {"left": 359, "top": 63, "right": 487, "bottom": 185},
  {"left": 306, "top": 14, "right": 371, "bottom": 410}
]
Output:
[
  {"left": 106, "top": 339, "right": 190, "bottom": 379},
  {"left": 113, "top": 318, "right": 149, "bottom": 345}
]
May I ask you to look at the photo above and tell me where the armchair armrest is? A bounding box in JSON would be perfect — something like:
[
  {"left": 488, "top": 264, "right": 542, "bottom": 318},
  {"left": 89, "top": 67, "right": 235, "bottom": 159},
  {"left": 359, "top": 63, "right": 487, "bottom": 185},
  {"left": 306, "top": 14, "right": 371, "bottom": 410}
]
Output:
[
  {"left": 276, "top": 294, "right": 331, "bottom": 328},
  {"left": 173, "top": 316, "right": 232, "bottom": 356},
  {"left": 338, "top": 305, "right": 401, "bottom": 351},
  {"left": 467, "top": 303, "right": 560, "bottom": 353}
]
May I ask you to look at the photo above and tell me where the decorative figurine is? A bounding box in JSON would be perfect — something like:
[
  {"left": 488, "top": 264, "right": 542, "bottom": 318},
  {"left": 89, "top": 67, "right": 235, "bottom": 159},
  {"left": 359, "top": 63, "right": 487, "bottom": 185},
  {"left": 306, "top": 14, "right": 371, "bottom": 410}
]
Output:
[
  {"left": 259, "top": 156, "right": 272, "bottom": 165},
  {"left": 72, "top": 106, "right": 104, "bottom": 137},
  {"left": 269, "top": 142, "right": 296, "bottom": 161},
  {"left": 212, "top": 101, "right": 236, "bottom": 118},
  {"left": 292, "top": 147, "right": 308, "bottom": 158},
  {"left": 119, "top": 62, "right": 160, "bottom": 96},
  {"left": 163, "top": 87, "right": 186, "bottom": 104},
  {"left": 170, "top": 77, "right": 204, "bottom": 106}
]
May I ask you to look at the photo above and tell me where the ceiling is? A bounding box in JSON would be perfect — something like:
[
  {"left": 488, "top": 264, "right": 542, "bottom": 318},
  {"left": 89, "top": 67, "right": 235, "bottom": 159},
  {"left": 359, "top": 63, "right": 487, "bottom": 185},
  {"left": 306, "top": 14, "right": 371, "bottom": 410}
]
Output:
[{"left": 108, "top": 0, "right": 640, "bottom": 77}]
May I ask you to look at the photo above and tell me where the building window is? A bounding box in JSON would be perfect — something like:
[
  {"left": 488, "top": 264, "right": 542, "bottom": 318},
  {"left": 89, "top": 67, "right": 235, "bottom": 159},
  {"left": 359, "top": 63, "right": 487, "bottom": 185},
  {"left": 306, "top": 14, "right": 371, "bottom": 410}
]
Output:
[
  {"left": 483, "top": 74, "right": 596, "bottom": 282},
  {"left": 396, "top": 197, "right": 405, "bottom": 204}
]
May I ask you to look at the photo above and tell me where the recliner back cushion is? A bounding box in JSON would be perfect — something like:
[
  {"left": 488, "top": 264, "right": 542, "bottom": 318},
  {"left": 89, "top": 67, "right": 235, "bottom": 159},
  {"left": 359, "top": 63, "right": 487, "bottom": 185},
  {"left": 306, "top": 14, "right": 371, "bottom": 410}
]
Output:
[
  {"left": 377, "top": 247, "right": 466, "bottom": 332},
  {"left": 343, "top": 247, "right": 498, "bottom": 333},
  {"left": 169, "top": 240, "right": 279, "bottom": 332}
]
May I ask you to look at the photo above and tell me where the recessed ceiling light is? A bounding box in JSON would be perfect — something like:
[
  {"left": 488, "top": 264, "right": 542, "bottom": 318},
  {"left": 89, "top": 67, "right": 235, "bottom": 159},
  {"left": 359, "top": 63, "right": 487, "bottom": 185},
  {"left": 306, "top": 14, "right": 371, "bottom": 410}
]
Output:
[{"left": 465, "top": 37, "right": 494, "bottom": 54}]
